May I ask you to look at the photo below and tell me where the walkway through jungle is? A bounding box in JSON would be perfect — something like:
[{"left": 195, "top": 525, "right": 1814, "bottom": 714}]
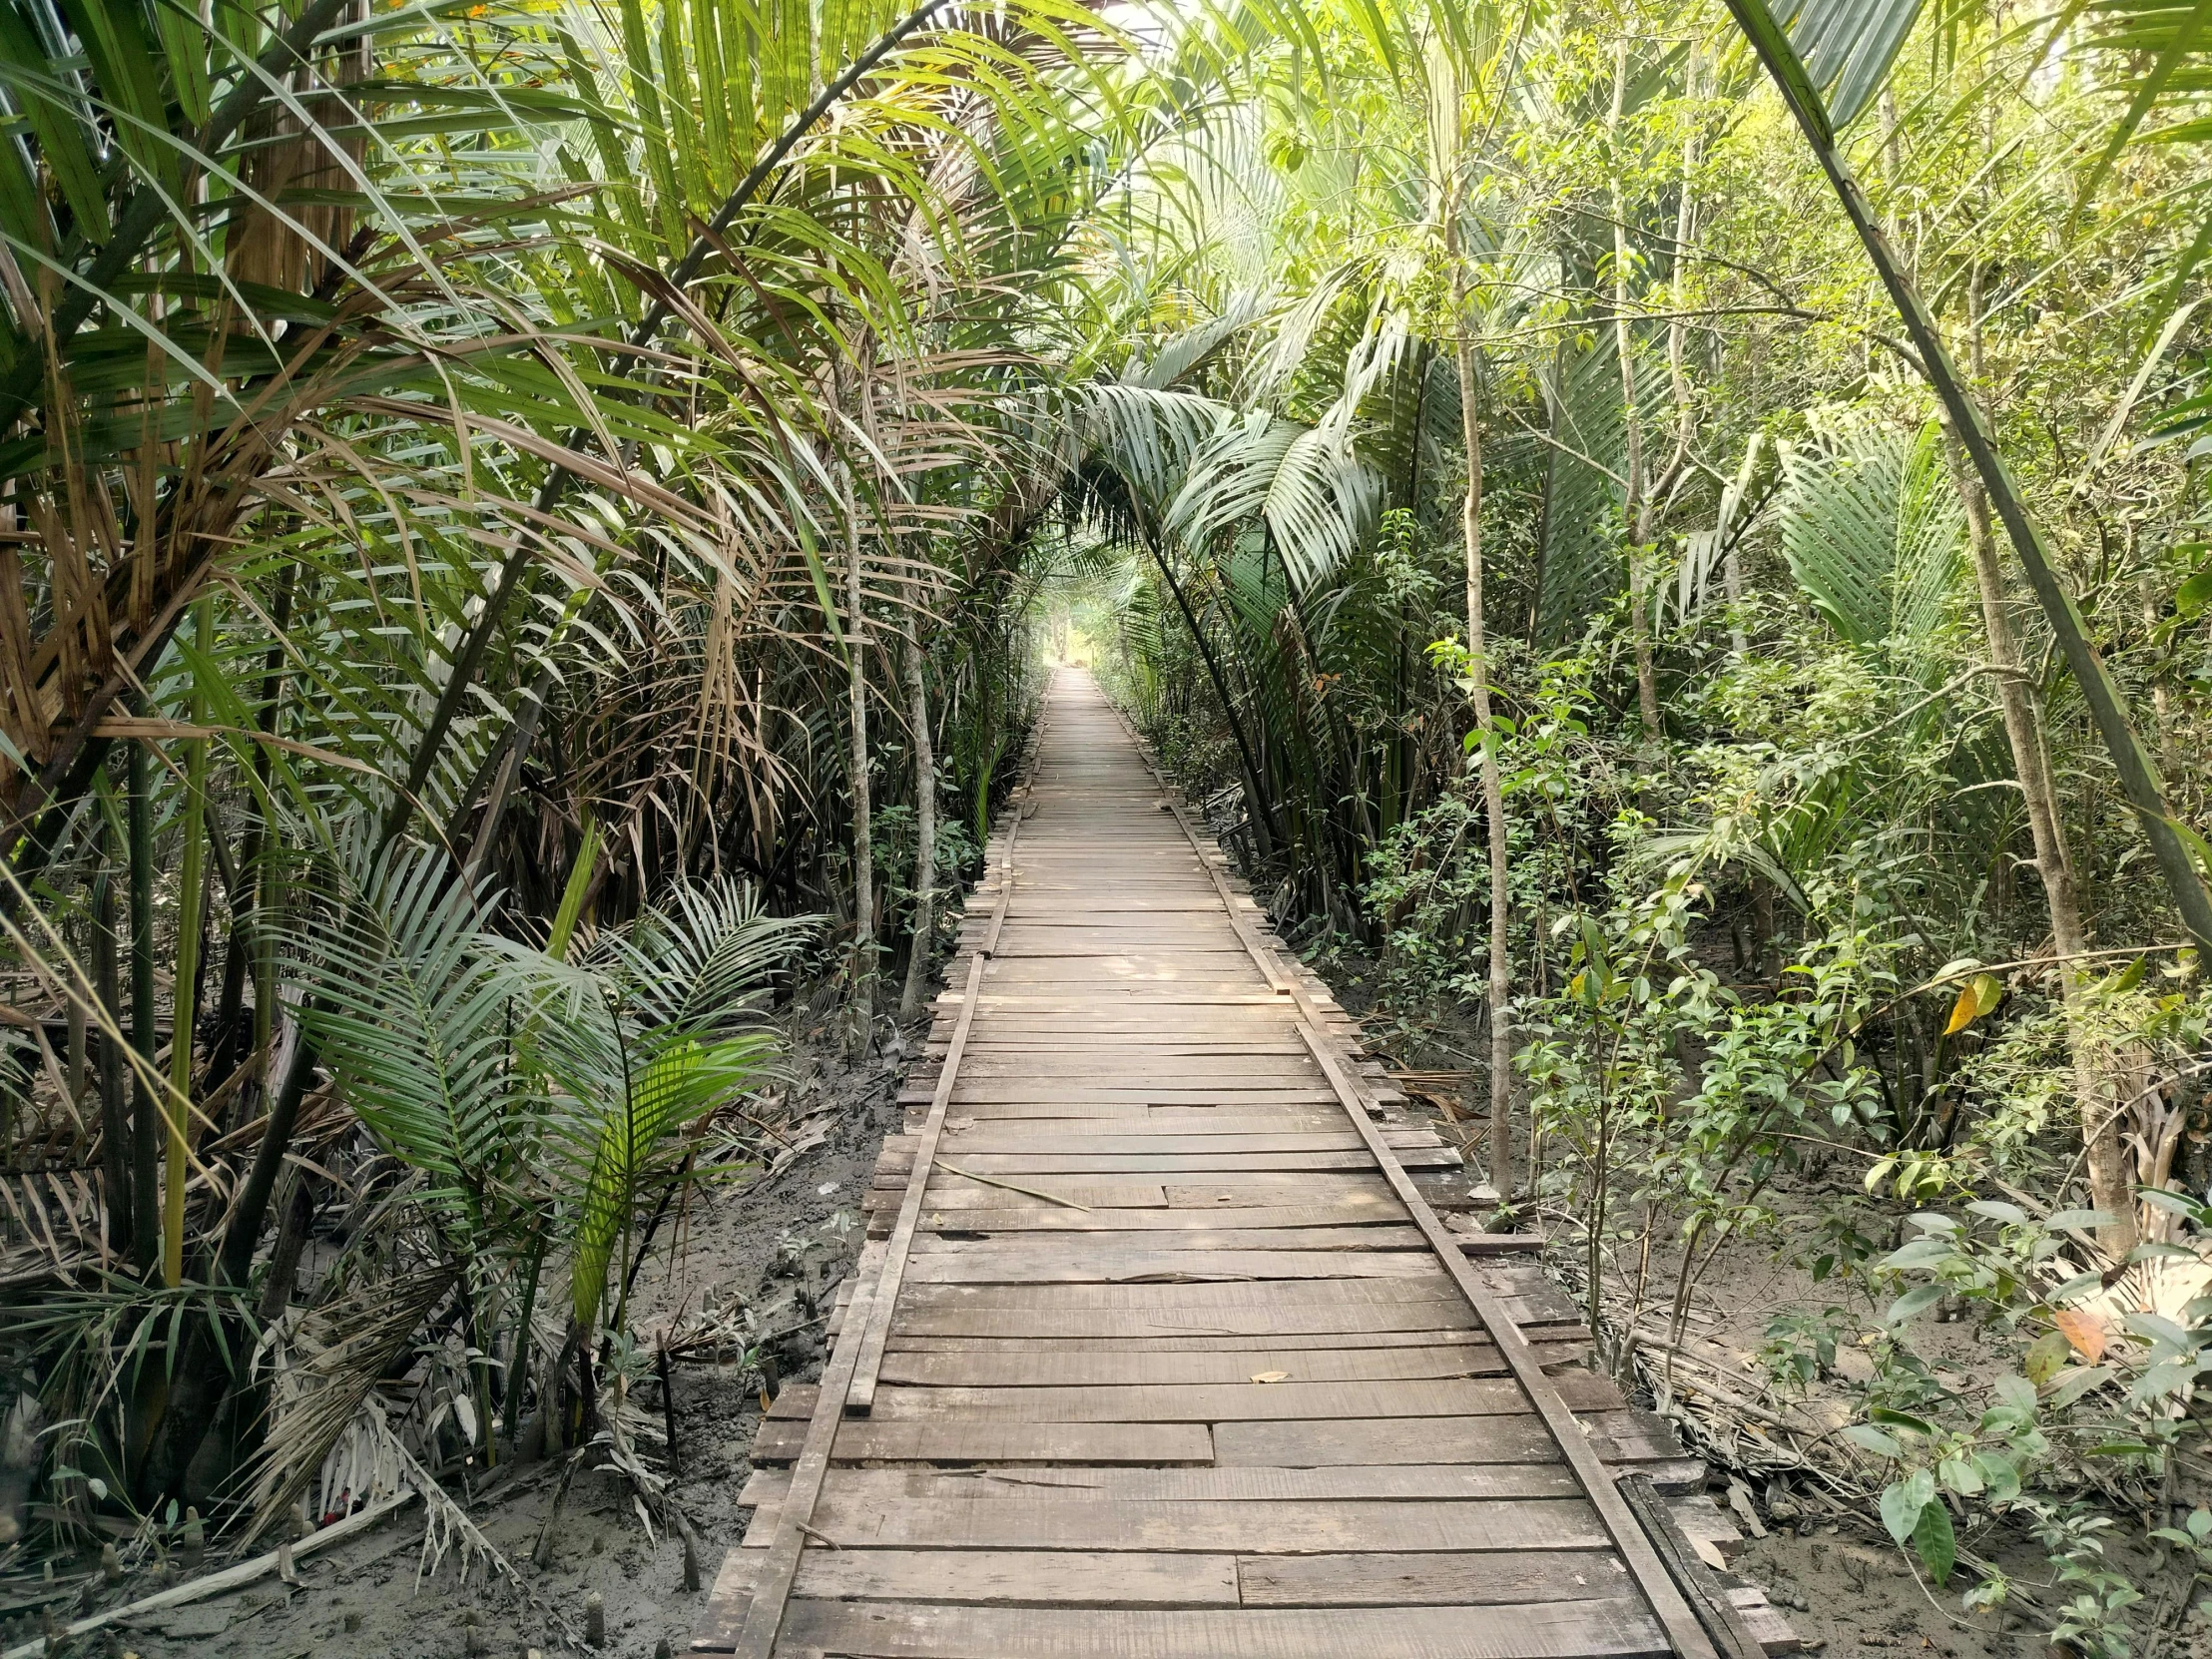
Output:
[{"left": 692, "top": 671, "right": 1783, "bottom": 1659}]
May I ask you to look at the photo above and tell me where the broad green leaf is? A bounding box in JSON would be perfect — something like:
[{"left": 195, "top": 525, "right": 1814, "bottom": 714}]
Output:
[
  {"left": 1969, "top": 1450, "right": 2020, "bottom": 1503},
  {"left": 1884, "top": 1284, "right": 1945, "bottom": 1326},
  {"left": 1842, "top": 1422, "right": 1903, "bottom": 1457},
  {"left": 1880, "top": 1469, "right": 1934, "bottom": 1545},
  {"left": 2177, "top": 566, "right": 2212, "bottom": 618},
  {"left": 1937, "top": 1454, "right": 1981, "bottom": 1496},
  {"left": 548, "top": 818, "right": 602, "bottom": 963},
  {"left": 1913, "top": 1499, "right": 1955, "bottom": 1585}
]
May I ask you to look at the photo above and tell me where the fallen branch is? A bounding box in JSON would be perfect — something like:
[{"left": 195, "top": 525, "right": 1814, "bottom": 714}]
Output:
[
  {"left": 0, "top": 1492, "right": 415, "bottom": 1659},
  {"left": 931, "top": 1158, "right": 1091, "bottom": 1211}
]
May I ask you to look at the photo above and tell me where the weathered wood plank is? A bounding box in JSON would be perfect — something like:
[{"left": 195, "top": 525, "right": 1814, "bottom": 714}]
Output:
[
  {"left": 701, "top": 1547, "right": 1242, "bottom": 1612},
  {"left": 863, "top": 1377, "right": 1573, "bottom": 1422},
  {"left": 903, "top": 1202, "right": 1408, "bottom": 1233},
  {"left": 737, "top": 1462, "right": 1585, "bottom": 1509},
  {"left": 900, "top": 1247, "right": 1451, "bottom": 1285},
  {"left": 744, "top": 1494, "right": 1610, "bottom": 1553},
  {"left": 873, "top": 1343, "right": 1503, "bottom": 1387},
  {"left": 907, "top": 1226, "right": 1429, "bottom": 1253},
  {"left": 765, "top": 1598, "right": 1670, "bottom": 1659},
  {"left": 1236, "top": 1549, "right": 1636, "bottom": 1607},
  {"left": 746, "top": 1417, "right": 1215, "bottom": 1467}
]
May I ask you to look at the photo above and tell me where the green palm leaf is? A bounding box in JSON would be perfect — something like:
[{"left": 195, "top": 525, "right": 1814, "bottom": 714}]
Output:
[
  {"left": 1778, "top": 414, "right": 1962, "bottom": 675},
  {"left": 286, "top": 834, "right": 535, "bottom": 1237}
]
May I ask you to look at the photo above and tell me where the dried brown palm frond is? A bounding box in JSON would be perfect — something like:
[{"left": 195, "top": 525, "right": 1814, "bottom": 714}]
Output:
[{"left": 232, "top": 1265, "right": 454, "bottom": 1541}]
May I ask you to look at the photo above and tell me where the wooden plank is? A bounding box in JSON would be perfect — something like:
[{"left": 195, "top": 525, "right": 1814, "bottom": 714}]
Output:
[
  {"left": 701, "top": 1547, "right": 1242, "bottom": 1612},
  {"left": 876, "top": 1180, "right": 1173, "bottom": 1209},
  {"left": 1237, "top": 1549, "right": 1636, "bottom": 1607},
  {"left": 873, "top": 1343, "right": 1505, "bottom": 1387},
  {"left": 943, "top": 1088, "right": 1350, "bottom": 1109},
  {"left": 1212, "top": 1412, "right": 1687, "bottom": 1469},
  {"left": 769, "top": 1597, "right": 1670, "bottom": 1658},
  {"left": 904, "top": 1131, "right": 1436, "bottom": 1156},
  {"left": 907, "top": 1226, "right": 1429, "bottom": 1254},
  {"left": 901, "top": 1247, "right": 1450, "bottom": 1285},
  {"left": 748, "top": 1494, "right": 1610, "bottom": 1553},
  {"left": 882, "top": 1330, "right": 1577, "bottom": 1357},
  {"left": 876, "top": 1300, "right": 1481, "bottom": 1340},
  {"left": 895, "top": 1275, "right": 1465, "bottom": 1311},
  {"left": 738, "top": 1462, "right": 1586, "bottom": 1508},
  {"left": 864, "top": 1377, "right": 1576, "bottom": 1422},
  {"left": 903, "top": 1202, "right": 1408, "bottom": 1232},
  {"left": 880, "top": 1172, "right": 1395, "bottom": 1204},
  {"left": 746, "top": 1417, "right": 1215, "bottom": 1467}
]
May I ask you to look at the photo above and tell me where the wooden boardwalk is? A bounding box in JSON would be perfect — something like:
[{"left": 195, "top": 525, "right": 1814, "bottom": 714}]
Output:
[{"left": 697, "top": 670, "right": 1790, "bottom": 1659}]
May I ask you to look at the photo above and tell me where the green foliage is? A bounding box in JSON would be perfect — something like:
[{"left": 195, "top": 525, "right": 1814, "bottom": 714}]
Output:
[{"left": 1777, "top": 413, "right": 1966, "bottom": 675}]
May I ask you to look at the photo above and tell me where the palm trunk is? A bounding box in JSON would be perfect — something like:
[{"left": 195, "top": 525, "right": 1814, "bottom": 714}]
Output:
[
  {"left": 844, "top": 463, "right": 875, "bottom": 1030},
  {"left": 127, "top": 737, "right": 160, "bottom": 1275},
  {"left": 217, "top": 565, "right": 296, "bottom": 1102},
  {"left": 1141, "top": 526, "right": 1277, "bottom": 860},
  {"left": 93, "top": 855, "right": 133, "bottom": 1260},
  {"left": 162, "top": 606, "right": 214, "bottom": 1286},
  {"left": 899, "top": 611, "right": 937, "bottom": 1022}
]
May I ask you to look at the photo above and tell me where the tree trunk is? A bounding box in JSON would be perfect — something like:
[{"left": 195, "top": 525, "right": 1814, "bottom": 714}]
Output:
[
  {"left": 899, "top": 610, "right": 936, "bottom": 1022},
  {"left": 1943, "top": 425, "right": 2127, "bottom": 1250},
  {"left": 127, "top": 737, "right": 160, "bottom": 1275},
  {"left": 843, "top": 461, "right": 875, "bottom": 1033},
  {"left": 1937, "top": 264, "right": 2126, "bottom": 1252},
  {"left": 1141, "top": 526, "right": 1276, "bottom": 860},
  {"left": 163, "top": 604, "right": 213, "bottom": 1287},
  {"left": 1610, "top": 44, "right": 1661, "bottom": 746},
  {"left": 1449, "top": 237, "right": 1513, "bottom": 1204},
  {"left": 93, "top": 858, "right": 132, "bottom": 1260}
]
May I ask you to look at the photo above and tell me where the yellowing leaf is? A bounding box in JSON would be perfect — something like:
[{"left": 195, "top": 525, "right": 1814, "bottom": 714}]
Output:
[
  {"left": 2052, "top": 1309, "right": 2106, "bottom": 1363},
  {"left": 1942, "top": 983, "right": 1979, "bottom": 1036},
  {"left": 1942, "top": 972, "right": 2005, "bottom": 1035},
  {"left": 1250, "top": 1371, "right": 1289, "bottom": 1384},
  {"left": 2024, "top": 1331, "right": 2070, "bottom": 1384}
]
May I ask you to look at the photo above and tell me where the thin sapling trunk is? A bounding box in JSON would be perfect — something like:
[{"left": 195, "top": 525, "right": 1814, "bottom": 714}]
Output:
[
  {"left": 1450, "top": 274, "right": 1514, "bottom": 1205},
  {"left": 127, "top": 737, "right": 160, "bottom": 1274},
  {"left": 900, "top": 610, "right": 936, "bottom": 1022},
  {"left": 843, "top": 461, "right": 875, "bottom": 1031},
  {"left": 1610, "top": 43, "right": 1662, "bottom": 746}
]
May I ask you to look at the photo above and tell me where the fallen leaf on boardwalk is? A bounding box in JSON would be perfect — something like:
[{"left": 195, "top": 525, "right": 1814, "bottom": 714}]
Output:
[
  {"left": 2052, "top": 1308, "right": 2106, "bottom": 1362},
  {"left": 1250, "top": 1371, "right": 1288, "bottom": 1383}
]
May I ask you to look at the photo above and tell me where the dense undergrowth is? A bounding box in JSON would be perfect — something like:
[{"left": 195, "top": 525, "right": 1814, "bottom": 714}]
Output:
[{"left": 5, "top": 0, "right": 2212, "bottom": 1651}]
